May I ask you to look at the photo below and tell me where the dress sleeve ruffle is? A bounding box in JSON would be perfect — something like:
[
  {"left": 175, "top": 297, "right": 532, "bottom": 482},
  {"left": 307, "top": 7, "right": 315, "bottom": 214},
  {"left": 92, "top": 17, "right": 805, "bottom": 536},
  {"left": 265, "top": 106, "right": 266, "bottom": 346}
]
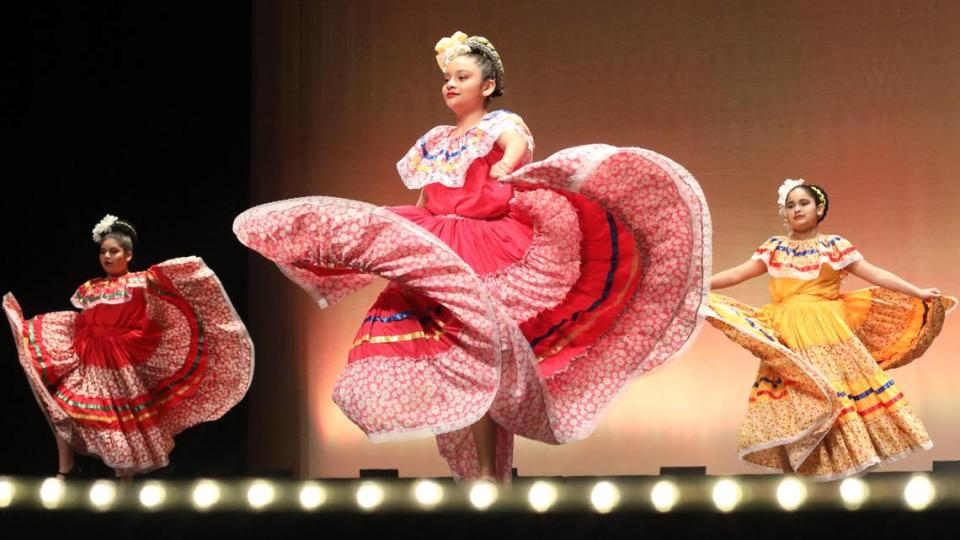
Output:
[
  {"left": 819, "top": 235, "right": 862, "bottom": 270},
  {"left": 396, "top": 110, "right": 535, "bottom": 190},
  {"left": 751, "top": 235, "right": 863, "bottom": 279},
  {"left": 750, "top": 236, "right": 784, "bottom": 267},
  {"left": 70, "top": 273, "right": 148, "bottom": 309}
]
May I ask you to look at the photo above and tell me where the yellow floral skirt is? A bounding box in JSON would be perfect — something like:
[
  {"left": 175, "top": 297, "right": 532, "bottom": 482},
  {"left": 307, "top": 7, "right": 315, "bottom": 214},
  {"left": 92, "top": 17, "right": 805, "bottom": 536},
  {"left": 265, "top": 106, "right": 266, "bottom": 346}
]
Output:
[{"left": 704, "top": 288, "right": 955, "bottom": 480}]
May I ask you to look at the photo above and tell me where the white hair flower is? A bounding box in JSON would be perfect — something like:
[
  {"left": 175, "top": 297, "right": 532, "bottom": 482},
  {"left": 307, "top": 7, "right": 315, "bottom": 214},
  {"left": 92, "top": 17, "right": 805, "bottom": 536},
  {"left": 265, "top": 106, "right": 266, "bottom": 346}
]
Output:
[
  {"left": 92, "top": 214, "right": 119, "bottom": 243},
  {"left": 778, "top": 178, "right": 805, "bottom": 208}
]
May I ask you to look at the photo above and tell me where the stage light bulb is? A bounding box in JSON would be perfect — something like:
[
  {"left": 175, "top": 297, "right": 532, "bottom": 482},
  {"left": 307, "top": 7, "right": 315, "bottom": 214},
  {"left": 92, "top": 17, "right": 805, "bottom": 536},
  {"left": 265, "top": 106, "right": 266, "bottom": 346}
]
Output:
[
  {"left": 89, "top": 480, "right": 116, "bottom": 509},
  {"left": 413, "top": 480, "right": 444, "bottom": 508},
  {"left": 0, "top": 479, "right": 15, "bottom": 508},
  {"left": 650, "top": 480, "right": 679, "bottom": 512},
  {"left": 356, "top": 482, "right": 384, "bottom": 510},
  {"left": 590, "top": 481, "right": 620, "bottom": 513},
  {"left": 776, "top": 477, "right": 806, "bottom": 511},
  {"left": 299, "top": 482, "right": 327, "bottom": 510},
  {"left": 528, "top": 481, "right": 558, "bottom": 512},
  {"left": 468, "top": 481, "right": 498, "bottom": 510},
  {"left": 903, "top": 475, "right": 935, "bottom": 511},
  {"left": 712, "top": 479, "right": 742, "bottom": 512},
  {"left": 192, "top": 480, "right": 221, "bottom": 510},
  {"left": 40, "top": 478, "right": 65, "bottom": 509},
  {"left": 247, "top": 480, "right": 276, "bottom": 509},
  {"left": 839, "top": 478, "right": 868, "bottom": 510},
  {"left": 139, "top": 482, "right": 166, "bottom": 509}
]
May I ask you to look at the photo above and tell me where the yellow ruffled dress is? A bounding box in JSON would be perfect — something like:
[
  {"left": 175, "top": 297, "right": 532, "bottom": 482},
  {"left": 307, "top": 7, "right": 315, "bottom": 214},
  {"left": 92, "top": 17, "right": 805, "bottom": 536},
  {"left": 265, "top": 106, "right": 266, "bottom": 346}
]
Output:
[{"left": 704, "top": 235, "right": 955, "bottom": 480}]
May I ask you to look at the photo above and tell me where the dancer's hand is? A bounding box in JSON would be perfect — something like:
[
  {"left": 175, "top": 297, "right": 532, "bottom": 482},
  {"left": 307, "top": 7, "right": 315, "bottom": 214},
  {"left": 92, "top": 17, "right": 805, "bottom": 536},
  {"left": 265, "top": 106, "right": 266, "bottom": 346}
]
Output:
[
  {"left": 917, "top": 287, "right": 942, "bottom": 301},
  {"left": 490, "top": 159, "right": 514, "bottom": 179}
]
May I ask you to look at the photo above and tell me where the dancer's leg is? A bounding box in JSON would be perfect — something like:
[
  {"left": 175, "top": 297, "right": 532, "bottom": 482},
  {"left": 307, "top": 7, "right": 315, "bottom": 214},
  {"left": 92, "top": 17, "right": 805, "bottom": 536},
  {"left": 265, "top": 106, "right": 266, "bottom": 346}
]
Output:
[
  {"left": 54, "top": 431, "right": 75, "bottom": 478},
  {"left": 470, "top": 414, "right": 497, "bottom": 479}
]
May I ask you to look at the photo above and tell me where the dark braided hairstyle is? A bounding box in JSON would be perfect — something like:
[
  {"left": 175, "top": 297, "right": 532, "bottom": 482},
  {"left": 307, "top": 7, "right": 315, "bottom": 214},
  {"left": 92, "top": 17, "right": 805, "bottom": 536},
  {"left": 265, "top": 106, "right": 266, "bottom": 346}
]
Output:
[{"left": 463, "top": 36, "right": 504, "bottom": 101}]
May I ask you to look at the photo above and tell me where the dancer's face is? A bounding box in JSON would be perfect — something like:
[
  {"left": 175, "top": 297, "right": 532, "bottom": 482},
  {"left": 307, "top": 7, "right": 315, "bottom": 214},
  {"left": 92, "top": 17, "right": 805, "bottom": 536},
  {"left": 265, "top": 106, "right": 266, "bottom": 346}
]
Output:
[
  {"left": 785, "top": 187, "right": 822, "bottom": 232},
  {"left": 442, "top": 55, "right": 495, "bottom": 115},
  {"left": 99, "top": 237, "right": 132, "bottom": 277}
]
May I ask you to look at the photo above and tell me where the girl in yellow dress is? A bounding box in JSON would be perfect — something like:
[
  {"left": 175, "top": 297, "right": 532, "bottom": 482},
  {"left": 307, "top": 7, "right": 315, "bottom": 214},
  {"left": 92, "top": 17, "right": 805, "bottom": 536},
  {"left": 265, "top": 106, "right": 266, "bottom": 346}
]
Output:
[{"left": 705, "top": 179, "right": 955, "bottom": 480}]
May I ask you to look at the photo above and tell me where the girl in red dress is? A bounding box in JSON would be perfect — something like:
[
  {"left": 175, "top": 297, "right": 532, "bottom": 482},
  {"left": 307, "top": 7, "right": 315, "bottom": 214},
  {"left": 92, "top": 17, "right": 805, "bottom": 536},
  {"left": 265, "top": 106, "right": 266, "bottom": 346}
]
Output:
[
  {"left": 235, "top": 32, "right": 711, "bottom": 482},
  {"left": 4, "top": 215, "right": 254, "bottom": 478}
]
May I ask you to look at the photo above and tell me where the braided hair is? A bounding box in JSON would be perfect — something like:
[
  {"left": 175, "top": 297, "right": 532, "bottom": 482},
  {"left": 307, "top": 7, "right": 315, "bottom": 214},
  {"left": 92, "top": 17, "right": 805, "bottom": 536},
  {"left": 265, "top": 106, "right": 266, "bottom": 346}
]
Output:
[{"left": 462, "top": 36, "right": 504, "bottom": 101}]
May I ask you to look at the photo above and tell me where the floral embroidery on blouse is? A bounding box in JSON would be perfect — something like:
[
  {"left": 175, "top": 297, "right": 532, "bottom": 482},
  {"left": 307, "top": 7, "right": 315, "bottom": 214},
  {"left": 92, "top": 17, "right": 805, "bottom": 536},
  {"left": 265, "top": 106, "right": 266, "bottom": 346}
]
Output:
[
  {"left": 71, "top": 271, "right": 150, "bottom": 309},
  {"left": 396, "top": 110, "right": 535, "bottom": 189}
]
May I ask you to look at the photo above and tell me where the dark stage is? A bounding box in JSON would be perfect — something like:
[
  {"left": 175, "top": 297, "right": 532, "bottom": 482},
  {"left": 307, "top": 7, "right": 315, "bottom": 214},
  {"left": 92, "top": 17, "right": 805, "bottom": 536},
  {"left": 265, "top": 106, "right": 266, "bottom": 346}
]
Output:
[{"left": 2, "top": 2, "right": 252, "bottom": 480}]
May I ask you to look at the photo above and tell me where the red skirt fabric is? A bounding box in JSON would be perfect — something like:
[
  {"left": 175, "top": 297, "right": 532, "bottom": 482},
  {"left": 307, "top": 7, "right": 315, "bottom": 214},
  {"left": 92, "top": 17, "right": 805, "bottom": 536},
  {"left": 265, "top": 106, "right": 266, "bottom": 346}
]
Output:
[{"left": 234, "top": 145, "right": 711, "bottom": 481}]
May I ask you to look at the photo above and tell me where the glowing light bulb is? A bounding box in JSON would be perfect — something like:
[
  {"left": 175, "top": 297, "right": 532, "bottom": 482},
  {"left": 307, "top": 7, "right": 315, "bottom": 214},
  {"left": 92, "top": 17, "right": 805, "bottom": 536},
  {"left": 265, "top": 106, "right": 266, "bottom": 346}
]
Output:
[
  {"left": 776, "top": 477, "right": 806, "bottom": 511},
  {"left": 299, "top": 482, "right": 327, "bottom": 510},
  {"left": 469, "top": 481, "right": 497, "bottom": 510},
  {"left": 139, "top": 482, "right": 166, "bottom": 509},
  {"left": 527, "top": 481, "right": 558, "bottom": 512},
  {"left": 0, "top": 479, "right": 15, "bottom": 508},
  {"left": 590, "top": 481, "right": 620, "bottom": 513},
  {"left": 650, "top": 480, "right": 679, "bottom": 512},
  {"left": 356, "top": 482, "right": 384, "bottom": 510},
  {"left": 712, "top": 479, "right": 742, "bottom": 512},
  {"left": 413, "top": 480, "right": 444, "bottom": 508},
  {"left": 903, "top": 475, "right": 935, "bottom": 511},
  {"left": 839, "top": 478, "right": 868, "bottom": 510},
  {"left": 89, "top": 480, "right": 117, "bottom": 510},
  {"left": 39, "top": 478, "right": 65, "bottom": 509},
  {"left": 247, "top": 480, "right": 276, "bottom": 509},
  {"left": 192, "top": 480, "right": 221, "bottom": 510}
]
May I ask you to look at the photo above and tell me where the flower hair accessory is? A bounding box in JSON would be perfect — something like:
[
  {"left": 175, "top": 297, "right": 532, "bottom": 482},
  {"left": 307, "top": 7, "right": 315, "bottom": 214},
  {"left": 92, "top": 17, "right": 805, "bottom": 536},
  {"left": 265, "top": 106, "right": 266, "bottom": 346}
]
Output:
[
  {"left": 435, "top": 31, "right": 471, "bottom": 70},
  {"left": 92, "top": 214, "right": 119, "bottom": 243},
  {"left": 777, "top": 178, "right": 805, "bottom": 208}
]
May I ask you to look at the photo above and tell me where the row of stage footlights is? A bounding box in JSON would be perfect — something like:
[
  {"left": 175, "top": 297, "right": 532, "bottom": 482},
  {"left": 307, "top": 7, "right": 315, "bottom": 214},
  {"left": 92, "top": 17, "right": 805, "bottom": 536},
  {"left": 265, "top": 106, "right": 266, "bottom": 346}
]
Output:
[{"left": 0, "top": 474, "right": 952, "bottom": 513}]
